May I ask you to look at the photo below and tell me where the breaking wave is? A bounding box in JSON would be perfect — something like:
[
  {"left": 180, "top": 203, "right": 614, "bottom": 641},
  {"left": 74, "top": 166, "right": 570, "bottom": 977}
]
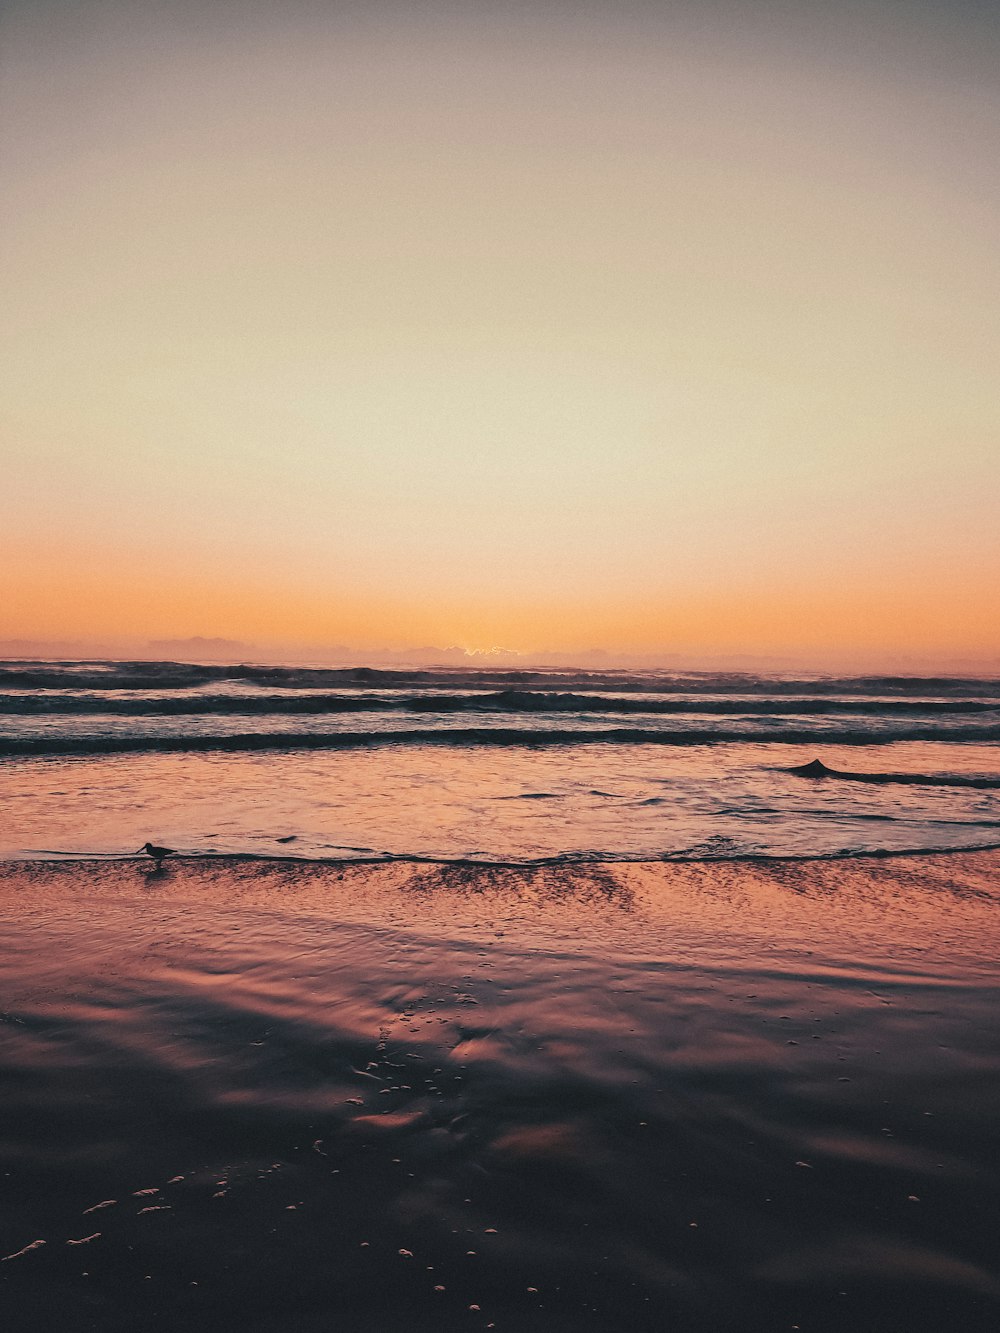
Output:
[
  {"left": 784, "top": 758, "right": 1000, "bottom": 789},
  {"left": 3, "top": 690, "right": 1000, "bottom": 716}
]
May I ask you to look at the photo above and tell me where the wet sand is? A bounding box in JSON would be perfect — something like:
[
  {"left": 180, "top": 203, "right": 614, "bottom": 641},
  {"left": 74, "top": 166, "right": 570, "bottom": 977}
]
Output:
[{"left": 1, "top": 851, "right": 999, "bottom": 1331}]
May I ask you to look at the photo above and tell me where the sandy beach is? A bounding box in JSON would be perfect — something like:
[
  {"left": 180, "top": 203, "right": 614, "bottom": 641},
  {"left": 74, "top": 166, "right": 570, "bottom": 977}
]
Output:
[{"left": 1, "top": 850, "right": 998, "bottom": 1331}]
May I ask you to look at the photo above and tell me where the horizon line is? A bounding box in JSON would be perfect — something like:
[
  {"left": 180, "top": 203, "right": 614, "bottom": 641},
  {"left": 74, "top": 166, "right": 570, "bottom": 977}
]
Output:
[{"left": 1, "top": 636, "right": 999, "bottom": 676}]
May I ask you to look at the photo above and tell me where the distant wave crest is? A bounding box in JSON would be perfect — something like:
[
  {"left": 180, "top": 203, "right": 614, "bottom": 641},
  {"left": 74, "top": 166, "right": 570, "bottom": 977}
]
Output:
[
  {"left": 3, "top": 689, "right": 1000, "bottom": 717},
  {"left": 3, "top": 660, "right": 1000, "bottom": 697},
  {"left": 3, "top": 724, "right": 1000, "bottom": 756}
]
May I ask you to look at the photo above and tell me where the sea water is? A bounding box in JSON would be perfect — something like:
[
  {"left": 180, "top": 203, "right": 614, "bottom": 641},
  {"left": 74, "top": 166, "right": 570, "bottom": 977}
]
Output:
[{"left": 1, "top": 660, "right": 998, "bottom": 862}]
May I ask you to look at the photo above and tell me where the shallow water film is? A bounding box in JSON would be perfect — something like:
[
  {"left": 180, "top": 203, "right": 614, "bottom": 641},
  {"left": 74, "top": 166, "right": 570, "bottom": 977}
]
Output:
[{"left": 1, "top": 853, "right": 999, "bottom": 1331}]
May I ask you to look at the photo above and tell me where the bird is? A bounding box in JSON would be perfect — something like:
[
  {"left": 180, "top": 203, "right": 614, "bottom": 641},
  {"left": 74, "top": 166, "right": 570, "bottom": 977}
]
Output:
[{"left": 139, "top": 841, "right": 176, "bottom": 867}]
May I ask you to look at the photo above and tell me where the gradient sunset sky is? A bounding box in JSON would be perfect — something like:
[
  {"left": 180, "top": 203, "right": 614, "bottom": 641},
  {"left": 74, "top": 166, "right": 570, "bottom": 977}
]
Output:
[{"left": 3, "top": 0, "right": 998, "bottom": 664}]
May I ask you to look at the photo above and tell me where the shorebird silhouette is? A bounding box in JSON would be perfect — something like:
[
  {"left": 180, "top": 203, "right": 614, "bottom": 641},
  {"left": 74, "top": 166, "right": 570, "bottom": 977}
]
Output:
[{"left": 140, "top": 841, "right": 176, "bottom": 867}]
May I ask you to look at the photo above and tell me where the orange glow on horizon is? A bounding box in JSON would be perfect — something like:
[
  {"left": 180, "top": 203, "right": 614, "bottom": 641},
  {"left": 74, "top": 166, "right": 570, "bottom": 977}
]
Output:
[{"left": 5, "top": 533, "right": 997, "bottom": 664}]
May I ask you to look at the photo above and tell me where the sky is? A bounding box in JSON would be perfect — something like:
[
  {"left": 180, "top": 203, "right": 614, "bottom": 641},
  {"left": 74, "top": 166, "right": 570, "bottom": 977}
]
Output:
[{"left": 2, "top": 0, "right": 998, "bottom": 666}]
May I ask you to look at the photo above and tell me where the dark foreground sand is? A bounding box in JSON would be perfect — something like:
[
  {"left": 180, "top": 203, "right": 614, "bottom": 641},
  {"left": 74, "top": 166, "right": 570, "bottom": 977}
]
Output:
[{"left": 1, "top": 851, "right": 999, "bottom": 1331}]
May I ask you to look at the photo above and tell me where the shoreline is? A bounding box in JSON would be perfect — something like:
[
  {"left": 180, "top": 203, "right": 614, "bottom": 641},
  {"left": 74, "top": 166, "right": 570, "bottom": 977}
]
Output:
[
  {"left": 3, "top": 840, "right": 1000, "bottom": 872},
  {"left": 1, "top": 843, "right": 998, "bottom": 1330}
]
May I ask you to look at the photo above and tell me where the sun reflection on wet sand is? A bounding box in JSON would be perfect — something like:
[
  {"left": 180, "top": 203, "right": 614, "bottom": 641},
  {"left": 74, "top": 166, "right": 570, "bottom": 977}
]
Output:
[{"left": 0, "top": 852, "right": 998, "bottom": 1330}]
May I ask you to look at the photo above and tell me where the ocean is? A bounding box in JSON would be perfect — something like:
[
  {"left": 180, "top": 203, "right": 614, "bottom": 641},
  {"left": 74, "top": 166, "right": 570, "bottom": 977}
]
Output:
[{"left": 1, "top": 660, "right": 999, "bottom": 862}]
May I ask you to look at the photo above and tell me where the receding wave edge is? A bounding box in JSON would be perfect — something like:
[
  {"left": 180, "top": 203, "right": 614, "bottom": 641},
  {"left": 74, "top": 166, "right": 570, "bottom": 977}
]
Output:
[{"left": 6, "top": 843, "right": 1000, "bottom": 869}]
